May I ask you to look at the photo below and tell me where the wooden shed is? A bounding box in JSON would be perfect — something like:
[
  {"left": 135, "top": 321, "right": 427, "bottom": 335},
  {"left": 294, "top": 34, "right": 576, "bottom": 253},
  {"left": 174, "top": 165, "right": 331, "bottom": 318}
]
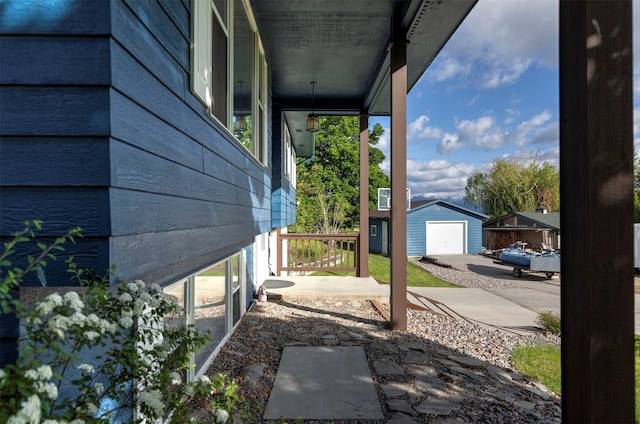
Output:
[{"left": 483, "top": 210, "right": 561, "bottom": 252}]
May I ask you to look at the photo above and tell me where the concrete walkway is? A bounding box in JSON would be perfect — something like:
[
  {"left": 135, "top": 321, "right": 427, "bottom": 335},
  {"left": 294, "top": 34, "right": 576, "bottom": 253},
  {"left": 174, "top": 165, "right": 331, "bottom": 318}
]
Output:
[
  {"left": 263, "top": 273, "right": 541, "bottom": 335},
  {"left": 408, "top": 287, "right": 540, "bottom": 335},
  {"left": 263, "top": 346, "right": 384, "bottom": 420},
  {"left": 260, "top": 271, "right": 550, "bottom": 420},
  {"left": 263, "top": 275, "right": 388, "bottom": 302}
]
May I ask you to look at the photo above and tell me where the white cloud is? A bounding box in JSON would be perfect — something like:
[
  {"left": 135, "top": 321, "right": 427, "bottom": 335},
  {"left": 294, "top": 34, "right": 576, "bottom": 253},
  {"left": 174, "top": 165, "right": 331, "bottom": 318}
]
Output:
[
  {"left": 438, "top": 132, "right": 463, "bottom": 155},
  {"left": 426, "top": 0, "right": 558, "bottom": 89},
  {"left": 433, "top": 110, "right": 559, "bottom": 155},
  {"left": 437, "top": 115, "right": 505, "bottom": 154},
  {"left": 408, "top": 116, "right": 444, "bottom": 141},
  {"left": 406, "top": 159, "right": 477, "bottom": 199},
  {"left": 530, "top": 122, "right": 559, "bottom": 145},
  {"left": 514, "top": 110, "right": 553, "bottom": 146},
  {"left": 504, "top": 108, "right": 520, "bottom": 124},
  {"left": 481, "top": 60, "right": 533, "bottom": 89},
  {"left": 499, "top": 148, "right": 559, "bottom": 167},
  {"left": 634, "top": 108, "right": 640, "bottom": 148},
  {"left": 427, "top": 57, "right": 470, "bottom": 83},
  {"left": 634, "top": 2, "right": 640, "bottom": 73}
]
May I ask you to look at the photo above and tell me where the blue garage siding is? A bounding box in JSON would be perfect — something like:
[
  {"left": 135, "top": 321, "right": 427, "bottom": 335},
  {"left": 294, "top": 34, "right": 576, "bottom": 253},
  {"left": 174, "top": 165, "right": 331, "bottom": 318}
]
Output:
[
  {"left": 369, "top": 201, "right": 486, "bottom": 257},
  {"left": 408, "top": 203, "right": 484, "bottom": 256}
]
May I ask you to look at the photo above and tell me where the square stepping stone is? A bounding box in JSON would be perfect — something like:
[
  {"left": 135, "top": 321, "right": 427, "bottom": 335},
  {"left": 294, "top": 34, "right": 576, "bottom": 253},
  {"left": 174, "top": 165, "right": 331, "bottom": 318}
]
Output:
[{"left": 264, "top": 346, "right": 384, "bottom": 420}]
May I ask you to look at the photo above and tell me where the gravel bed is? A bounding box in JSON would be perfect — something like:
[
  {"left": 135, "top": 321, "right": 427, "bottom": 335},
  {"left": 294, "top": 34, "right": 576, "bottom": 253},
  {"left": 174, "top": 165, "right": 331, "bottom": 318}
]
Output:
[
  {"left": 196, "top": 296, "right": 560, "bottom": 423},
  {"left": 412, "top": 259, "right": 518, "bottom": 289}
]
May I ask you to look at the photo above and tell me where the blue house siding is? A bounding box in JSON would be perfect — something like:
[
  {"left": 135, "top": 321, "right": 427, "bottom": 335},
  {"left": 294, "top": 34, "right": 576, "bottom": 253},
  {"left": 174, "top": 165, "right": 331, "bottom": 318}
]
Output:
[
  {"left": 0, "top": 1, "right": 113, "bottom": 286},
  {"left": 1, "top": 0, "right": 282, "bottom": 367},
  {"left": 1, "top": 0, "right": 275, "bottom": 285},
  {"left": 270, "top": 107, "right": 297, "bottom": 228},
  {"left": 107, "top": 0, "right": 272, "bottom": 285},
  {"left": 0, "top": 0, "right": 113, "bottom": 365}
]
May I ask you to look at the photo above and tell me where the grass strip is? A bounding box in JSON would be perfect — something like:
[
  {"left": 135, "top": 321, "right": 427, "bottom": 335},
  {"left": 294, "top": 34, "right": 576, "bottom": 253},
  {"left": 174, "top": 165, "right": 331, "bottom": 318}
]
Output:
[
  {"left": 313, "top": 253, "right": 460, "bottom": 288},
  {"left": 511, "top": 344, "right": 561, "bottom": 395}
]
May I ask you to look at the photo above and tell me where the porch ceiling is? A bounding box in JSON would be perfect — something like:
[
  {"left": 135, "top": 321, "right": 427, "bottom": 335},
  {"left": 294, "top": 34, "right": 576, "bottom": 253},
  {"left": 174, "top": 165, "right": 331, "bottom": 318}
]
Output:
[{"left": 250, "top": 0, "right": 477, "bottom": 157}]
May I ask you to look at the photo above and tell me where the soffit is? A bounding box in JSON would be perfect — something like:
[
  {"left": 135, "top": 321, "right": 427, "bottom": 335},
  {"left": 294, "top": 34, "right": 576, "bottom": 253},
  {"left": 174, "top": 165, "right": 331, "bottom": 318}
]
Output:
[{"left": 249, "top": 0, "right": 477, "bottom": 157}]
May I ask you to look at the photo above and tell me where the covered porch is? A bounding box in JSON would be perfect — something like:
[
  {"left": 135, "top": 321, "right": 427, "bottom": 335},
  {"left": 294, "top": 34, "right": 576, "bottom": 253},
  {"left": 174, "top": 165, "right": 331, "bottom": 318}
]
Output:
[{"left": 253, "top": 0, "right": 635, "bottom": 421}]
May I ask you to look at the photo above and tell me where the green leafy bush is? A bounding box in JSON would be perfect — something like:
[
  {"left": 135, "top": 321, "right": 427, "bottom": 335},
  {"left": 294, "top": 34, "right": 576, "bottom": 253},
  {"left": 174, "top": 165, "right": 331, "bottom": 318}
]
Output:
[
  {"left": 536, "top": 311, "right": 561, "bottom": 335},
  {"left": 0, "top": 221, "right": 241, "bottom": 423}
]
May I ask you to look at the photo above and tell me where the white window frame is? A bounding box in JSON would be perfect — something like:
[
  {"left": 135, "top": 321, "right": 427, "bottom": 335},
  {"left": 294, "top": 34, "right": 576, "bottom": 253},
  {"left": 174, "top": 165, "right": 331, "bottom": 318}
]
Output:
[
  {"left": 370, "top": 225, "right": 377, "bottom": 237},
  {"left": 191, "top": 0, "right": 268, "bottom": 165},
  {"left": 283, "top": 122, "right": 297, "bottom": 187},
  {"left": 163, "top": 251, "right": 246, "bottom": 382}
]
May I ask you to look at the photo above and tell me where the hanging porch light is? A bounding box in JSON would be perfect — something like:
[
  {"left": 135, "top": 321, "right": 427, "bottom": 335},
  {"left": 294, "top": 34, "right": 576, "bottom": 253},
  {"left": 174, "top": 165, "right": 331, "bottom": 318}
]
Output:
[
  {"left": 236, "top": 80, "right": 247, "bottom": 131},
  {"left": 306, "top": 81, "right": 319, "bottom": 132}
]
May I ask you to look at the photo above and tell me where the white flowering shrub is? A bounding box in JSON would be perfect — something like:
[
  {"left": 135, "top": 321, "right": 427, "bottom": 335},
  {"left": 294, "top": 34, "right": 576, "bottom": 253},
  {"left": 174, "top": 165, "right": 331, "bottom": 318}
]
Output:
[{"left": 0, "top": 222, "right": 240, "bottom": 423}]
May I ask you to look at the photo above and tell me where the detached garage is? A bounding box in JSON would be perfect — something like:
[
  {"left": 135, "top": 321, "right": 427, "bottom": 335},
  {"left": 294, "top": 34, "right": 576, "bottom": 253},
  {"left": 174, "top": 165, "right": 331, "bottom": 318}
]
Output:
[{"left": 369, "top": 199, "right": 487, "bottom": 257}]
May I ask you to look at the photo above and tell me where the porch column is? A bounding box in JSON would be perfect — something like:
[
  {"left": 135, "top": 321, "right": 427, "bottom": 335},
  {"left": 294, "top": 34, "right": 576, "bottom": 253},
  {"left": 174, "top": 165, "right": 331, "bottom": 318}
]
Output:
[
  {"left": 390, "top": 38, "right": 408, "bottom": 332},
  {"left": 559, "top": 1, "right": 634, "bottom": 422},
  {"left": 358, "top": 114, "right": 370, "bottom": 277}
]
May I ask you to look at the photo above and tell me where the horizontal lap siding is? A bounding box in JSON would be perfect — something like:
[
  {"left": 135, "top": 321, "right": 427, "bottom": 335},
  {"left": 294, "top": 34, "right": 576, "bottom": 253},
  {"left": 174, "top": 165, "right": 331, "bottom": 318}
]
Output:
[
  {"left": 408, "top": 205, "right": 484, "bottom": 256},
  {"left": 110, "top": 1, "right": 271, "bottom": 285},
  {"left": 0, "top": 0, "right": 112, "bottom": 285},
  {"left": 467, "top": 218, "right": 483, "bottom": 254},
  {"left": 0, "top": 1, "right": 111, "bottom": 35},
  {"left": 271, "top": 109, "right": 296, "bottom": 228},
  {"left": 369, "top": 219, "right": 384, "bottom": 254},
  {"left": 0, "top": 137, "right": 110, "bottom": 186}
]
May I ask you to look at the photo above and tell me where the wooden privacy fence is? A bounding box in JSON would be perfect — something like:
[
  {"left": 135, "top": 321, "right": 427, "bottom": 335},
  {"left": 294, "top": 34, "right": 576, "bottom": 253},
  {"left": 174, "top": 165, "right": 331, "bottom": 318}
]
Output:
[{"left": 276, "top": 233, "right": 360, "bottom": 275}]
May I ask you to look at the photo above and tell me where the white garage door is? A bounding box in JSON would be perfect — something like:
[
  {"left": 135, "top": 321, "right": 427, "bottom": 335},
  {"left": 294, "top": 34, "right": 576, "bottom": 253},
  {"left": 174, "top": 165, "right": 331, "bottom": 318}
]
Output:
[{"left": 426, "top": 221, "right": 466, "bottom": 255}]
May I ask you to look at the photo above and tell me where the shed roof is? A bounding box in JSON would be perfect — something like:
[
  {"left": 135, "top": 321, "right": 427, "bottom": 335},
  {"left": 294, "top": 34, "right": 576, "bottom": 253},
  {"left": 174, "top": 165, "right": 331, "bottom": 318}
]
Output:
[{"left": 484, "top": 211, "right": 561, "bottom": 231}]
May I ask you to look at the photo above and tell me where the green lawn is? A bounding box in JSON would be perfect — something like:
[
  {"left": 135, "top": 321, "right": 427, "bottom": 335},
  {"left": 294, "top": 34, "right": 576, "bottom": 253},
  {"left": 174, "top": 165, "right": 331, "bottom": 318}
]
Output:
[
  {"left": 313, "top": 253, "right": 460, "bottom": 288},
  {"left": 512, "top": 344, "right": 561, "bottom": 395},
  {"left": 512, "top": 338, "right": 640, "bottom": 422},
  {"left": 635, "top": 334, "right": 640, "bottom": 423}
]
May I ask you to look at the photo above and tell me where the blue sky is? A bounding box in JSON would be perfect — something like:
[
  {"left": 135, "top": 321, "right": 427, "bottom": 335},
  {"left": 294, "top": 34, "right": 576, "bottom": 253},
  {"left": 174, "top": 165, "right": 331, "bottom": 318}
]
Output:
[{"left": 373, "top": 0, "right": 640, "bottom": 201}]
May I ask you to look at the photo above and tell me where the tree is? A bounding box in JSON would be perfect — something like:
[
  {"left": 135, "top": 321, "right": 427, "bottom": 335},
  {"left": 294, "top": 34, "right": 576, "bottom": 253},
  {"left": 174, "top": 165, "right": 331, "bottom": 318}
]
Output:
[
  {"left": 291, "top": 116, "right": 390, "bottom": 233},
  {"left": 465, "top": 156, "right": 559, "bottom": 219},
  {"left": 634, "top": 148, "right": 640, "bottom": 222}
]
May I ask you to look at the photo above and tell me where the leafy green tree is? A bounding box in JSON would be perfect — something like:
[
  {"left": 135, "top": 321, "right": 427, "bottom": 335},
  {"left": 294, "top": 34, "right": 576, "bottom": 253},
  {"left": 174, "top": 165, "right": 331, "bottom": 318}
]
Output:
[
  {"left": 634, "top": 148, "right": 640, "bottom": 189},
  {"left": 634, "top": 148, "right": 640, "bottom": 222},
  {"left": 465, "top": 156, "right": 559, "bottom": 219},
  {"left": 291, "top": 116, "right": 390, "bottom": 233}
]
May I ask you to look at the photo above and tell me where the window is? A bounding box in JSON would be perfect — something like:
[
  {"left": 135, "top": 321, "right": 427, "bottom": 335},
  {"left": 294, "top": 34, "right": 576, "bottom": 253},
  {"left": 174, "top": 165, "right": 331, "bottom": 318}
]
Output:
[
  {"left": 283, "top": 123, "right": 297, "bottom": 187},
  {"left": 191, "top": 0, "right": 268, "bottom": 164},
  {"left": 164, "top": 252, "right": 246, "bottom": 380},
  {"left": 371, "top": 225, "right": 377, "bottom": 237}
]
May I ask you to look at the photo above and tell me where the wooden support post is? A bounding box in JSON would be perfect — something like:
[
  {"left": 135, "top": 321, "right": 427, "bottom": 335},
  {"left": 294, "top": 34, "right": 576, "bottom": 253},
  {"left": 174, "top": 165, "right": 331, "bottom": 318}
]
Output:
[
  {"left": 358, "top": 114, "right": 370, "bottom": 277},
  {"left": 559, "top": 1, "right": 634, "bottom": 421},
  {"left": 390, "top": 38, "right": 408, "bottom": 332}
]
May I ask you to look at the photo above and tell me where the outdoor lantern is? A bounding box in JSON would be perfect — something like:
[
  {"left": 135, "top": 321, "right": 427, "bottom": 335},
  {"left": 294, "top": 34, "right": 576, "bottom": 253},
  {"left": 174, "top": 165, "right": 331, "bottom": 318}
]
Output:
[
  {"left": 306, "top": 114, "right": 319, "bottom": 132},
  {"left": 236, "top": 80, "right": 247, "bottom": 131},
  {"left": 306, "top": 81, "right": 319, "bottom": 132},
  {"left": 236, "top": 115, "right": 247, "bottom": 131}
]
